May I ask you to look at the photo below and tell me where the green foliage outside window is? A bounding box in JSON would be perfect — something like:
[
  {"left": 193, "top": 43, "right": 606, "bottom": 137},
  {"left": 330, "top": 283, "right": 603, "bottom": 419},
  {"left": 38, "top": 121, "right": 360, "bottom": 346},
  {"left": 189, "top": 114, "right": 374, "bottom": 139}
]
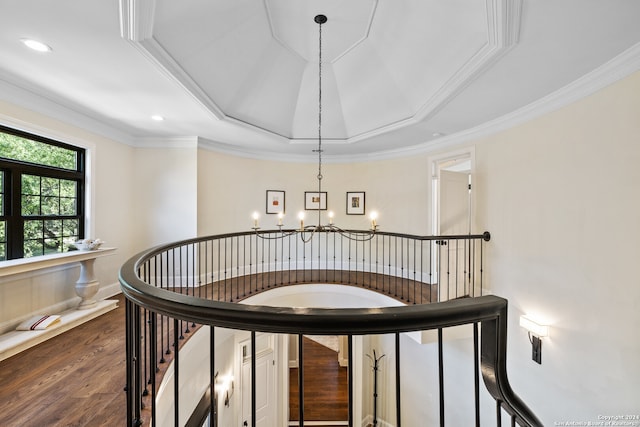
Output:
[
  {"left": 0, "top": 222, "right": 5, "bottom": 261},
  {"left": 0, "top": 126, "right": 84, "bottom": 260},
  {"left": 0, "top": 132, "right": 77, "bottom": 170},
  {"left": 21, "top": 175, "right": 77, "bottom": 216}
]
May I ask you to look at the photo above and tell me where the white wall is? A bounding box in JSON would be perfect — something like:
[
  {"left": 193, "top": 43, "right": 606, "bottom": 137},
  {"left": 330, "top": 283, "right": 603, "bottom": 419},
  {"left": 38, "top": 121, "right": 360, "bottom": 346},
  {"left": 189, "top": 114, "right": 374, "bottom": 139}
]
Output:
[{"left": 473, "top": 70, "right": 640, "bottom": 424}]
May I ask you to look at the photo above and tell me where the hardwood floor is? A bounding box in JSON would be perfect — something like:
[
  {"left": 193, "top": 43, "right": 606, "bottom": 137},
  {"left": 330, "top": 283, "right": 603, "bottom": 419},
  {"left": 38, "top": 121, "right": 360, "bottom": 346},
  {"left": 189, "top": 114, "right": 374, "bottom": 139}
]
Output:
[
  {"left": 0, "top": 269, "right": 444, "bottom": 426},
  {"left": 289, "top": 337, "right": 348, "bottom": 424},
  {"left": 0, "top": 294, "right": 127, "bottom": 427},
  {"left": 0, "top": 296, "right": 349, "bottom": 426},
  {"left": 177, "top": 269, "right": 440, "bottom": 306}
]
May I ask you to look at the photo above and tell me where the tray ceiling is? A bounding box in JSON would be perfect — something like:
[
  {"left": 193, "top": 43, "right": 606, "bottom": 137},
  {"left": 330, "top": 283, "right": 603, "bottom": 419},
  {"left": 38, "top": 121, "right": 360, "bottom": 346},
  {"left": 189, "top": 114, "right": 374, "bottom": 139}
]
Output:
[{"left": 1, "top": 0, "right": 640, "bottom": 159}]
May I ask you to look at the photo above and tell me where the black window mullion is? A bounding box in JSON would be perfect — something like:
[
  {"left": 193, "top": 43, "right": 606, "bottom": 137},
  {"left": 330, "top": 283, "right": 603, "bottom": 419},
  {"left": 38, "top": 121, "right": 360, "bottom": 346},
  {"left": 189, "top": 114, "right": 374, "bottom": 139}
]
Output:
[
  {"left": 8, "top": 169, "right": 23, "bottom": 259},
  {"left": 0, "top": 127, "right": 84, "bottom": 260}
]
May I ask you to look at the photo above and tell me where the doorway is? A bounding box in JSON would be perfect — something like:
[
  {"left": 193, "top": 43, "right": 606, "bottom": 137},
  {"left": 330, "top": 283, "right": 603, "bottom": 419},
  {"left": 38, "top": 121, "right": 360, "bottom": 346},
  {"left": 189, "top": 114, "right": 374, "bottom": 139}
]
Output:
[
  {"left": 432, "top": 150, "right": 473, "bottom": 301},
  {"left": 240, "top": 334, "right": 277, "bottom": 427},
  {"left": 288, "top": 335, "right": 349, "bottom": 426}
]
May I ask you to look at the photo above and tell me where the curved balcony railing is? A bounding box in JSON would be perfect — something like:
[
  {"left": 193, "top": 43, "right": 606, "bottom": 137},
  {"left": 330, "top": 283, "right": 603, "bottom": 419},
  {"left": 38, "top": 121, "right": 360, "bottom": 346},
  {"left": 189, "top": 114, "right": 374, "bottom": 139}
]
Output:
[{"left": 119, "top": 230, "right": 542, "bottom": 427}]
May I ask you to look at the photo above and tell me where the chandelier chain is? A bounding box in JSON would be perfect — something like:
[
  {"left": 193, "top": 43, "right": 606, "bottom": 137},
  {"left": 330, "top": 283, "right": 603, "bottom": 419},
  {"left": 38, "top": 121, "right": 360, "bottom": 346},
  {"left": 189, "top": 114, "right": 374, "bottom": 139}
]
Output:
[
  {"left": 317, "top": 17, "right": 323, "bottom": 227},
  {"left": 252, "top": 14, "right": 376, "bottom": 241}
]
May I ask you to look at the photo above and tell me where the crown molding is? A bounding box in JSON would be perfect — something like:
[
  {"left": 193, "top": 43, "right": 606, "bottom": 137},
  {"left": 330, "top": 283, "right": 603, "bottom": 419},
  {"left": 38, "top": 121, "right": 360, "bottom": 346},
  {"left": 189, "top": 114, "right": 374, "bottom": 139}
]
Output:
[
  {"left": 120, "top": 0, "right": 226, "bottom": 121},
  {"left": 436, "top": 40, "right": 640, "bottom": 148},
  {"left": 122, "top": 0, "right": 524, "bottom": 145},
  {"left": 119, "top": 0, "right": 155, "bottom": 41},
  {"left": 133, "top": 136, "right": 199, "bottom": 148},
  {"left": 199, "top": 40, "right": 640, "bottom": 163},
  {"left": 0, "top": 77, "right": 135, "bottom": 147}
]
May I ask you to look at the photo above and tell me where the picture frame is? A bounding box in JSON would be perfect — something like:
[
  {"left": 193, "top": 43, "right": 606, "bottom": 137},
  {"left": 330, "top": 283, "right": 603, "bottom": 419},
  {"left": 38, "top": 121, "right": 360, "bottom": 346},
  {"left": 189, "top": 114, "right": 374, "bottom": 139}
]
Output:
[
  {"left": 346, "top": 191, "right": 365, "bottom": 215},
  {"left": 266, "top": 190, "right": 285, "bottom": 214},
  {"left": 304, "top": 191, "right": 327, "bottom": 210}
]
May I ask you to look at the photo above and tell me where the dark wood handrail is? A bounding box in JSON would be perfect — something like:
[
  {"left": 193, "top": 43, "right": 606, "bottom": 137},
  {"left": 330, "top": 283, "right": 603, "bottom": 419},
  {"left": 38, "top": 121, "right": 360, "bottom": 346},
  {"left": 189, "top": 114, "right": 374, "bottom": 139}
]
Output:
[{"left": 119, "top": 230, "right": 541, "bottom": 426}]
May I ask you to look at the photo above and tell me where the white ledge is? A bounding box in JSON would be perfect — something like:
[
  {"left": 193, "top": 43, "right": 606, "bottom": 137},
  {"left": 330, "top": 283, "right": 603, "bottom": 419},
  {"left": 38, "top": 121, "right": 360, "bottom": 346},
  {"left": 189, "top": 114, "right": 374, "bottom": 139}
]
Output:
[
  {"left": 0, "top": 299, "right": 119, "bottom": 362},
  {"left": 0, "top": 247, "right": 116, "bottom": 278}
]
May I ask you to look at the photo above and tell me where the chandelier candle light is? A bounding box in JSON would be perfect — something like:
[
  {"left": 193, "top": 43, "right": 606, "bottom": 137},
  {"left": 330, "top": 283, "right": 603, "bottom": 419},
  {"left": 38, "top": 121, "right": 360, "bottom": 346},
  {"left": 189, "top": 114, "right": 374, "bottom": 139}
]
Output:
[{"left": 251, "top": 14, "right": 379, "bottom": 242}]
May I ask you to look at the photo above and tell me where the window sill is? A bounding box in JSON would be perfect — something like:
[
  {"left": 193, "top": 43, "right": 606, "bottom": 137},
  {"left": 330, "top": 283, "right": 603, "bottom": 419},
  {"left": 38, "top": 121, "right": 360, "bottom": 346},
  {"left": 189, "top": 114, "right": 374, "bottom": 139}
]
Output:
[{"left": 0, "top": 247, "right": 116, "bottom": 278}]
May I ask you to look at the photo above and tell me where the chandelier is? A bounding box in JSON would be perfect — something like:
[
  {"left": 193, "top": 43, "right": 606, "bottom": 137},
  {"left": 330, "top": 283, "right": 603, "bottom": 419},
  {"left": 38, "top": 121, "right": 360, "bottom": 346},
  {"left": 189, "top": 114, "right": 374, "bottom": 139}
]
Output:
[{"left": 251, "top": 14, "right": 378, "bottom": 242}]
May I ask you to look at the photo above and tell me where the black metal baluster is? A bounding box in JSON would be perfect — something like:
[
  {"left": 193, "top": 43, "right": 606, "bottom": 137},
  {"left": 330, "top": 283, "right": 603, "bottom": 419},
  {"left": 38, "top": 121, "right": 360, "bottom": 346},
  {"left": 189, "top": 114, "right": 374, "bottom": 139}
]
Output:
[
  {"left": 150, "top": 311, "right": 157, "bottom": 426},
  {"left": 124, "top": 299, "right": 133, "bottom": 427},
  {"left": 480, "top": 238, "right": 485, "bottom": 296},
  {"left": 288, "top": 233, "right": 293, "bottom": 284},
  {"left": 217, "top": 239, "right": 221, "bottom": 300},
  {"left": 261, "top": 233, "right": 265, "bottom": 289},
  {"left": 174, "top": 318, "right": 179, "bottom": 426},
  {"left": 298, "top": 334, "right": 304, "bottom": 427},
  {"left": 142, "top": 308, "right": 149, "bottom": 398},
  {"left": 210, "top": 326, "right": 216, "bottom": 426},
  {"left": 438, "top": 327, "right": 445, "bottom": 427},
  {"left": 395, "top": 332, "right": 402, "bottom": 427},
  {"left": 412, "top": 240, "right": 416, "bottom": 304},
  {"left": 224, "top": 238, "right": 228, "bottom": 301},
  {"left": 454, "top": 239, "right": 459, "bottom": 298},
  {"left": 244, "top": 235, "right": 248, "bottom": 297},
  {"left": 429, "top": 239, "right": 434, "bottom": 303},
  {"left": 348, "top": 335, "right": 353, "bottom": 427},
  {"left": 474, "top": 322, "right": 480, "bottom": 427},
  {"left": 252, "top": 331, "right": 257, "bottom": 427},
  {"left": 394, "top": 236, "right": 398, "bottom": 297},
  {"left": 446, "top": 239, "right": 451, "bottom": 301}
]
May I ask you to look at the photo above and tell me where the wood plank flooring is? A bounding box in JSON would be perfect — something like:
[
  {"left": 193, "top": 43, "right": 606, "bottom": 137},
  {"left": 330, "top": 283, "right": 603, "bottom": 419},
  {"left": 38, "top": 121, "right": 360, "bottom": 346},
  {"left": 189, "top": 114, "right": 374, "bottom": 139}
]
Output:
[
  {"left": 0, "top": 271, "right": 449, "bottom": 426},
  {"left": 0, "top": 294, "right": 127, "bottom": 427},
  {"left": 0, "top": 295, "right": 349, "bottom": 426},
  {"left": 175, "top": 269, "right": 440, "bottom": 306},
  {"left": 289, "top": 337, "right": 348, "bottom": 423}
]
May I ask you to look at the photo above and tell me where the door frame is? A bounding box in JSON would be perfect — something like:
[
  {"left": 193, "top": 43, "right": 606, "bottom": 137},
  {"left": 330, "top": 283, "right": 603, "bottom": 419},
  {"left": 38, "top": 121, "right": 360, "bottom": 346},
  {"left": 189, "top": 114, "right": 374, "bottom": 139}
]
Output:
[
  {"left": 284, "top": 335, "right": 364, "bottom": 426},
  {"left": 430, "top": 148, "right": 475, "bottom": 299},
  {"left": 430, "top": 147, "right": 475, "bottom": 236},
  {"left": 236, "top": 332, "right": 282, "bottom": 427}
]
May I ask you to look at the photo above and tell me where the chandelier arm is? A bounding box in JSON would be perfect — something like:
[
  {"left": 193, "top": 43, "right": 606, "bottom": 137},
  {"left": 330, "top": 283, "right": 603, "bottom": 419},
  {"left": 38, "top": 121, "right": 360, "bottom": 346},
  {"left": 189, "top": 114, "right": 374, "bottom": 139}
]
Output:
[
  {"left": 254, "top": 230, "right": 299, "bottom": 240},
  {"left": 325, "top": 224, "right": 377, "bottom": 242},
  {"left": 300, "top": 226, "right": 318, "bottom": 244}
]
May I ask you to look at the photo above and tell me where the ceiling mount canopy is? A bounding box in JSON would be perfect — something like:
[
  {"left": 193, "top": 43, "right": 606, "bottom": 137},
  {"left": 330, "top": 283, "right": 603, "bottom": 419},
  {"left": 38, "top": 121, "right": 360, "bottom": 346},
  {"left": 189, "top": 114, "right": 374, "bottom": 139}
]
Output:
[{"left": 314, "top": 14, "right": 327, "bottom": 25}]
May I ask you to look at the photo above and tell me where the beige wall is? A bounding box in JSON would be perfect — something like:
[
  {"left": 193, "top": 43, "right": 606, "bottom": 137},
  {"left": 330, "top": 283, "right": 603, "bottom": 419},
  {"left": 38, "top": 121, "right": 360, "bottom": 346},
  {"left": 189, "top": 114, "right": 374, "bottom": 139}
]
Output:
[
  {"left": 473, "top": 71, "right": 640, "bottom": 423},
  {"left": 196, "top": 149, "right": 431, "bottom": 236},
  {"left": 133, "top": 146, "right": 198, "bottom": 247},
  {"left": 0, "top": 103, "right": 137, "bottom": 332},
  {"left": 1, "top": 65, "right": 639, "bottom": 425}
]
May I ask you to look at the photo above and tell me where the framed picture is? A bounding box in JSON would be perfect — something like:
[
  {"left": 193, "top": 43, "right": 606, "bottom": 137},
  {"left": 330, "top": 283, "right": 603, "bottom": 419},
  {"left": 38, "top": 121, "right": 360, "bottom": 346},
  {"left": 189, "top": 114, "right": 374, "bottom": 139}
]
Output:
[
  {"left": 346, "top": 191, "right": 365, "bottom": 215},
  {"left": 304, "top": 191, "right": 327, "bottom": 210},
  {"left": 266, "top": 190, "right": 285, "bottom": 214}
]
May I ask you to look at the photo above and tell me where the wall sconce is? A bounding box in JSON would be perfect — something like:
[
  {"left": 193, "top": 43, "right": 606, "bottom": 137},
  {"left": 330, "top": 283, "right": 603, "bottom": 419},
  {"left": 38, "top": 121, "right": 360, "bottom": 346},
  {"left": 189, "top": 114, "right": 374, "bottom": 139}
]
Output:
[
  {"left": 519, "top": 315, "right": 549, "bottom": 365},
  {"left": 214, "top": 374, "right": 234, "bottom": 407}
]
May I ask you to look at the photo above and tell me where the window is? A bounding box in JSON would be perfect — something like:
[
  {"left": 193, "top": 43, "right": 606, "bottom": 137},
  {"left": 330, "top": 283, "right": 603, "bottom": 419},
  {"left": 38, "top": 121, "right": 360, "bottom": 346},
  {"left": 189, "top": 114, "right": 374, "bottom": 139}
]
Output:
[{"left": 0, "top": 125, "right": 85, "bottom": 260}]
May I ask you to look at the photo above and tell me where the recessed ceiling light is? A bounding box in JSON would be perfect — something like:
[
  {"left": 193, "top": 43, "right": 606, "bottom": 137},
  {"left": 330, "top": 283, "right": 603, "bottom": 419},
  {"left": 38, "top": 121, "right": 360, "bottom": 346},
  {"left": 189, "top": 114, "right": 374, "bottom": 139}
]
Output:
[
  {"left": 432, "top": 132, "right": 444, "bottom": 137},
  {"left": 20, "top": 38, "right": 52, "bottom": 52},
  {"left": 151, "top": 115, "right": 164, "bottom": 121}
]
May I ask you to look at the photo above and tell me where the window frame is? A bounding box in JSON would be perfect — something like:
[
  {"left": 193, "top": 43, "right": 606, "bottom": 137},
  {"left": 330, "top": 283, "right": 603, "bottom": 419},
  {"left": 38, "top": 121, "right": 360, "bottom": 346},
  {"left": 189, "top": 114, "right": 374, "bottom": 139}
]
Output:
[{"left": 0, "top": 124, "right": 85, "bottom": 261}]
